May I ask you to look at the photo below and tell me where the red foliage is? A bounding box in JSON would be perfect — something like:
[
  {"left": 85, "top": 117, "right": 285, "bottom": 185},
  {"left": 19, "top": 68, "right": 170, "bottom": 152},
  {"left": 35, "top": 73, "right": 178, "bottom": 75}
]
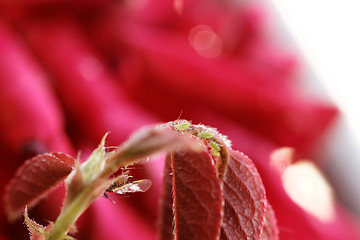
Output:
[
  {"left": 4, "top": 126, "right": 277, "bottom": 239},
  {"left": 0, "top": 0, "right": 360, "bottom": 239},
  {"left": 157, "top": 124, "right": 277, "bottom": 240},
  {"left": 166, "top": 150, "right": 223, "bottom": 239},
  {"left": 221, "top": 151, "right": 268, "bottom": 240},
  {"left": 4, "top": 153, "right": 76, "bottom": 221}
]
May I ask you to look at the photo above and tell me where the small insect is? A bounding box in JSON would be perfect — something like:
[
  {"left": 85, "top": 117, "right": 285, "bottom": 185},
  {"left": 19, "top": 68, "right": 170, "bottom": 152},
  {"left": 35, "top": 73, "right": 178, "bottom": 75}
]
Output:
[
  {"left": 104, "top": 175, "right": 152, "bottom": 200},
  {"left": 197, "top": 131, "right": 214, "bottom": 139},
  {"left": 209, "top": 140, "right": 221, "bottom": 157},
  {"left": 174, "top": 120, "right": 191, "bottom": 131}
]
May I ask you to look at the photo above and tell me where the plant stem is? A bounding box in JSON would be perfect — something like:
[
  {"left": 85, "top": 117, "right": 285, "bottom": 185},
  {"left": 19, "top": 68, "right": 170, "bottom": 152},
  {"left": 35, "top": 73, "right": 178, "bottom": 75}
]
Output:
[
  {"left": 46, "top": 153, "right": 130, "bottom": 239},
  {"left": 46, "top": 128, "right": 187, "bottom": 239},
  {"left": 46, "top": 153, "right": 133, "bottom": 239},
  {"left": 46, "top": 184, "right": 100, "bottom": 240}
]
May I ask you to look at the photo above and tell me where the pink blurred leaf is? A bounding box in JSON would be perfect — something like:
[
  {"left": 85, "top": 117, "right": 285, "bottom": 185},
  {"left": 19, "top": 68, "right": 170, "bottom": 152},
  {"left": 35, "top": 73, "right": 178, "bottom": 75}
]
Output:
[{"left": 4, "top": 152, "right": 76, "bottom": 220}]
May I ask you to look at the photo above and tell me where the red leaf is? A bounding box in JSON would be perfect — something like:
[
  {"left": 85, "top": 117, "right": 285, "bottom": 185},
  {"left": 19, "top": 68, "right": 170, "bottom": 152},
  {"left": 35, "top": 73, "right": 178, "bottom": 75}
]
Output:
[
  {"left": 158, "top": 154, "right": 175, "bottom": 240},
  {"left": 168, "top": 149, "right": 223, "bottom": 240},
  {"left": 220, "top": 150, "right": 268, "bottom": 240},
  {"left": 158, "top": 121, "right": 277, "bottom": 239},
  {"left": 259, "top": 203, "right": 279, "bottom": 240},
  {"left": 4, "top": 152, "right": 76, "bottom": 220}
]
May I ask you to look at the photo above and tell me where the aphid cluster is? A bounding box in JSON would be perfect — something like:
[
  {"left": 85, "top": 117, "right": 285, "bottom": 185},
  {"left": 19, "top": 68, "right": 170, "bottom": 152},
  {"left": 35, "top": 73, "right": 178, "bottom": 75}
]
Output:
[{"left": 173, "top": 120, "right": 222, "bottom": 157}]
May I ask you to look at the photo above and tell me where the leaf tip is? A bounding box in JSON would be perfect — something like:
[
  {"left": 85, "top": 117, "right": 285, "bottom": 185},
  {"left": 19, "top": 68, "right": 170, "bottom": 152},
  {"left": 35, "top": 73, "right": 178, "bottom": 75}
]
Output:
[{"left": 24, "top": 206, "right": 47, "bottom": 240}]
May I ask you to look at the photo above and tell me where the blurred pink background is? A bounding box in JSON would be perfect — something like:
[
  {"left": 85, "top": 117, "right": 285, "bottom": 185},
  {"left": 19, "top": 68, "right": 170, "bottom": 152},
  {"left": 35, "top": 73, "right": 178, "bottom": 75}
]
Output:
[{"left": 0, "top": 0, "right": 359, "bottom": 239}]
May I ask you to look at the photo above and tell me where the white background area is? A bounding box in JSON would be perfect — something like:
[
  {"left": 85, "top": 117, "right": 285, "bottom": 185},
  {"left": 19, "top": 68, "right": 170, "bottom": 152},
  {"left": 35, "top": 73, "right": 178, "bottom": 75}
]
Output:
[{"left": 264, "top": 0, "right": 360, "bottom": 216}]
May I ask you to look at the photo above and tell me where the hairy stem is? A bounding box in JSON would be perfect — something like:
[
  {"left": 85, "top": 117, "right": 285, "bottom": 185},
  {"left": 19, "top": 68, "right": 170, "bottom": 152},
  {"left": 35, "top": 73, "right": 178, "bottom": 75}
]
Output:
[
  {"left": 46, "top": 127, "right": 190, "bottom": 239},
  {"left": 46, "top": 183, "right": 102, "bottom": 240}
]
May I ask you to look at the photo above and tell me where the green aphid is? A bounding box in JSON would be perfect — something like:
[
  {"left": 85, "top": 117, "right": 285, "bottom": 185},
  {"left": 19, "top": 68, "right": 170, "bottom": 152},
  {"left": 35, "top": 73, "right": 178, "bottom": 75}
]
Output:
[
  {"left": 209, "top": 140, "right": 221, "bottom": 152},
  {"left": 209, "top": 140, "right": 221, "bottom": 157},
  {"left": 174, "top": 121, "right": 191, "bottom": 131},
  {"left": 211, "top": 149, "right": 221, "bottom": 157},
  {"left": 198, "top": 131, "right": 214, "bottom": 139}
]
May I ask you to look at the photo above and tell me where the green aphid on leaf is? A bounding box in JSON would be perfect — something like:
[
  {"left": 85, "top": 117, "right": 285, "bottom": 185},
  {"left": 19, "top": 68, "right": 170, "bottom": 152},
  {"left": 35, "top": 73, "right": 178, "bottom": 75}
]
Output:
[
  {"left": 209, "top": 140, "right": 221, "bottom": 157},
  {"left": 198, "top": 131, "right": 214, "bottom": 139},
  {"left": 174, "top": 121, "right": 191, "bottom": 131}
]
